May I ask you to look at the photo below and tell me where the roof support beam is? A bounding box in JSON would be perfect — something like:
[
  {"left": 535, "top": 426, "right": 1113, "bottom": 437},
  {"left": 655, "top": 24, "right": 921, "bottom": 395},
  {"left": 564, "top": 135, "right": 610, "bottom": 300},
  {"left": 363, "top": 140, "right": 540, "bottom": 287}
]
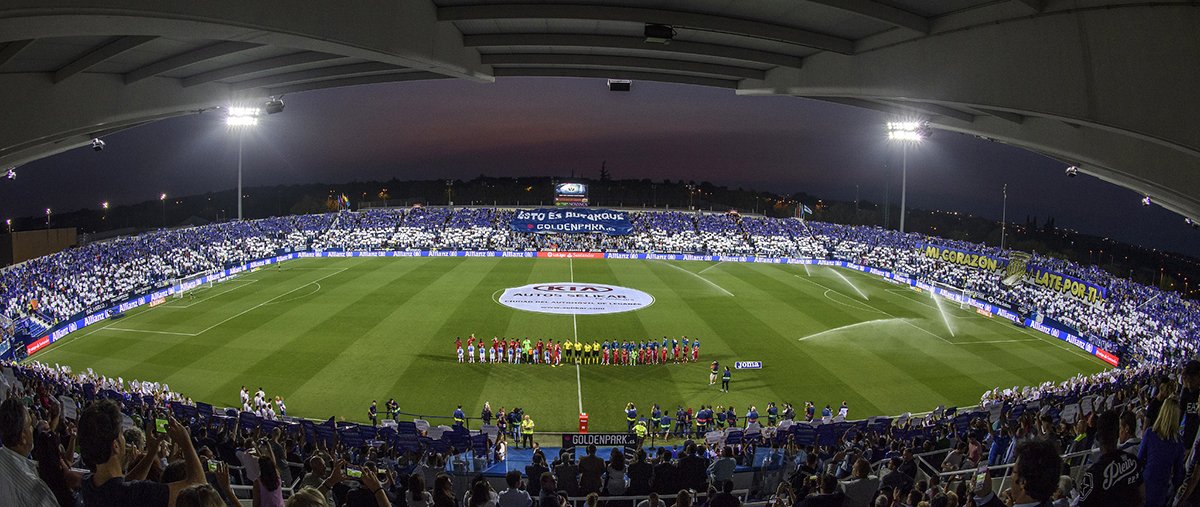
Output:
[
  {"left": 1012, "top": 0, "right": 1044, "bottom": 13},
  {"left": 804, "top": 0, "right": 929, "bottom": 34},
  {"left": 439, "top": 4, "right": 854, "bottom": 54},
  {"left": 124, "top": 41, "right": 261, "bottom": 84},
  {"left": 491, "top": 67, "right": 739, "bottom": 89},
  {"left": 265, "top": 71, "right": 450, "bottom": 96},
  {"left": 870, "top": 98, "right": 977, "bottom": 123},
  {"left": 181, "top": 52, "right": 342, "bottom": 88},
  {"left": 480, "top": 53, "right": 765, "bottom": 80},
  {"left": 463, "top": 33, "right": 803, "bottom": 69},
  {"left": 968, "top": 106, "right": 1026, "bottom": 125},
  {"left": 53, "top": 36, "right": 156, "bottom": 83},
  {"left": 0, "top": 39, "right": 34, "bottom": 68},
  {"left": 233, "top": 62, "right": 404, "bottom": 90}
]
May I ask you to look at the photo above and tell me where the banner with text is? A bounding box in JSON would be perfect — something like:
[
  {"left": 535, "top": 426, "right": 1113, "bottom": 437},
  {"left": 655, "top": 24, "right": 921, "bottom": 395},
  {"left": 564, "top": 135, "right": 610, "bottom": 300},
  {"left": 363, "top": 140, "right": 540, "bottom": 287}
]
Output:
[
  {"left": 560, "top": 433, "right": 639, "bottom": 459},
  {"left": 1024, "top": 265, "right": 1107, "bottom": 304},
  {"left": 510, "top": 208, "right": 632, "bottom": 235},
  {"left": 921, "top": 244, "right": 1006, "bottom": 272}
]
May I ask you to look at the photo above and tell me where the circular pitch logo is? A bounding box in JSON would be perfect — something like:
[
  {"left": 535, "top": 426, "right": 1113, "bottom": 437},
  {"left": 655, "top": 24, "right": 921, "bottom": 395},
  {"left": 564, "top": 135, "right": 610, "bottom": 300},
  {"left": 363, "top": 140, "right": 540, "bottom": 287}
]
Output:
[{"left": 498, "top": 282, "right": 654, "bottom": 315}]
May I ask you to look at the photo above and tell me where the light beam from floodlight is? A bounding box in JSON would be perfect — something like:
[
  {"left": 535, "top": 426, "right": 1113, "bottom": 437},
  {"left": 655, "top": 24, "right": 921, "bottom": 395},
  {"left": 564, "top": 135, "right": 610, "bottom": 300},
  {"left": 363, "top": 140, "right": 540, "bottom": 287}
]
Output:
[{"left": 886, "top": 120, "right": 930, "bottom": 234}]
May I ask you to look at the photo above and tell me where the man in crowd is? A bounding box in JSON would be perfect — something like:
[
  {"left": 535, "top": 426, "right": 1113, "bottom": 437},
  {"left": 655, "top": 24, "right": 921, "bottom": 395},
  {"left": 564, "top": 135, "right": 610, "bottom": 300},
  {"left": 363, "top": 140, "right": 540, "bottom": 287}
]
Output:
[
  {"left": 0, "top": 398, "right": 60, "bottom": 506},
  {"left": 1076, "top": 410, "right": 1143, "bottom": 506},
  {"left": 499, "top": 469, "right": 532, "bottom": 507},
  {"left": 973, "top": 438, "right": 1062, "bottom": 507},
  {"left": 579, "top": 444, "right": 605, "bottom": 495},
  {"left": 553, "top": 450, "right": 580, "bottom": 497},
  {"left": 78, "top": 399, "right": 207, "bottom": 506}
]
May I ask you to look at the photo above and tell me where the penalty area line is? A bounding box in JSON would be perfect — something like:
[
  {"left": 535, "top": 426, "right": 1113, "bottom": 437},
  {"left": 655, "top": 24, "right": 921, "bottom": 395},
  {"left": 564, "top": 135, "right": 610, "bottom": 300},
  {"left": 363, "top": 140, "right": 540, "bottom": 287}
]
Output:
[{"left": 107, "top": 268, "right": 347, "bottom": 338}]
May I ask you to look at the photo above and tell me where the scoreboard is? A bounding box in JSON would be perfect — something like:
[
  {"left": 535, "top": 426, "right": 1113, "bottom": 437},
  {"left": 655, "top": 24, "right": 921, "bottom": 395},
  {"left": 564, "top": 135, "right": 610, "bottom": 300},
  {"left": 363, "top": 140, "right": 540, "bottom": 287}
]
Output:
[{"left": 554, "top": 182, "right": 588, "bottom": 207}]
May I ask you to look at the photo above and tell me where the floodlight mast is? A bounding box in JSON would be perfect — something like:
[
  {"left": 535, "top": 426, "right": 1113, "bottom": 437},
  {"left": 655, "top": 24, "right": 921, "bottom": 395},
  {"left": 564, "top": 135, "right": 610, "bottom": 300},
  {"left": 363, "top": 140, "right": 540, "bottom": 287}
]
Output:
[
  {"left": 885, "top": 121, "right": 930, "bottom": 234},
  {"left": 225, "top": 107, "right": 261, "bottom": 221}
]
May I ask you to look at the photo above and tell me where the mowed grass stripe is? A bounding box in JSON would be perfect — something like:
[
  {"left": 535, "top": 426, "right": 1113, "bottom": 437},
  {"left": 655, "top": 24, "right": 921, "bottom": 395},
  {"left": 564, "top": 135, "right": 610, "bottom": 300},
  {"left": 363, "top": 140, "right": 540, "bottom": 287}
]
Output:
[
  {"left": 28, "top": 257, "right": 1112, "bottom": 431},
  {"left": 385, "top": 258, "right": 558, "bottom": 421},
  {"left": 141, "top": 260, "right": 382, "bottom": 394},
  {"left": 237, "top": 257, "right": 473, "bottom": 415},
  {"left": 575, "top": 259, "right": 693, "bottom": 430},
  {"left": 777, "top": 264, "right": 1079, "bottom": 381},
  {"left": 36, "top": 266, "right": 353, "bottom": 385},
  {"left": 787, "top": 265, "right": 1107, "bottom": 389},
  {"left": 283, "top": 258, "right": 508, "bottom": 408},
  {"left": 190, "top": 258, "right": 442, "bottom": 408},
  {"left": 642, "top": 260, "right": 887, "bottom": 417},
  {"left": 728, "top": 264, "right": 985, "bottom": 408}
]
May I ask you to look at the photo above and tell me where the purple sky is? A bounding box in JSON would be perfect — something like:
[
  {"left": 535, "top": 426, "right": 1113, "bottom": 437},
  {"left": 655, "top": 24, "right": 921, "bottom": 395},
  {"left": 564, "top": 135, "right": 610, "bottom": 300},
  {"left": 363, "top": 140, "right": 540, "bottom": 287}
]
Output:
[{"left": 2, "top": 77, "right": 1197, "bottom": 254}]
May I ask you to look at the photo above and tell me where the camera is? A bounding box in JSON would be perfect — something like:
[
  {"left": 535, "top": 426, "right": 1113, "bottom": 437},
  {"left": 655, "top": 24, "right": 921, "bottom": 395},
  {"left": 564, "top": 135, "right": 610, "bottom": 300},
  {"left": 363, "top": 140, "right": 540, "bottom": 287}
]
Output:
[{"left": 91, "top": 138, "right": 105, "bottom": 151}]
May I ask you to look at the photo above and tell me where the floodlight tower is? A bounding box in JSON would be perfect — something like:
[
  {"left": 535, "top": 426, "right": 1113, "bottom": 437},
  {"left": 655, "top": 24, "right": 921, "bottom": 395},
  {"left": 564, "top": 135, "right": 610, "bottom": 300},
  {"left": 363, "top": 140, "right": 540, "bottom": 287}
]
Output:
[
  {"left": 226, "top": 107, "right": 260, "bottom": 221},
  {"left": 885, "top": 121, "right": 931, "bottom": 234}
]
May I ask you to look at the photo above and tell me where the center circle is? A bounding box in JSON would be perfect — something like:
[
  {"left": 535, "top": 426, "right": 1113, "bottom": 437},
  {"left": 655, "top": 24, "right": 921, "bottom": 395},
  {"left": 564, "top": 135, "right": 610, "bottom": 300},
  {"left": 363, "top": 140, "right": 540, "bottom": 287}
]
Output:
[{"left": 497, "top": 282, "right": 655, "bottom": 315}]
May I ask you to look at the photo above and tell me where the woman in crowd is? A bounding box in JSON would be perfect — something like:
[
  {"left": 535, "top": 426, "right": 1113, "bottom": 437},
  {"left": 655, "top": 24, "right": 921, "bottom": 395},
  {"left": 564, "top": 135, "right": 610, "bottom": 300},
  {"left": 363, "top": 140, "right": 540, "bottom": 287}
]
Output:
[
  {"left": 409, "top": 473, "right": 434, "bottom": 507},
  {"left": 253, "top": 445, "right": 286, "bottom": 507},
  {"left": 605, "top": 447, "right": 629, "bottom": 495},
  {"left": 434, "top": 474, "right": 458, "bottom": 507},
  {"left": 1139, "top": 396, "right": 1186, "bottom": 507}
]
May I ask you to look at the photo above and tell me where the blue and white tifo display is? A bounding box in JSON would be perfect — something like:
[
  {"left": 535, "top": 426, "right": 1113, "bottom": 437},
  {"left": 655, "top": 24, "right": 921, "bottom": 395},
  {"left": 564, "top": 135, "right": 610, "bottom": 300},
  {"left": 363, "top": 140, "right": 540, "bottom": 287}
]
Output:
[
  {"left": 8, "top": 249, "right": 1119, "bottom": 368},
  {"left": 509, "top": 208, "right": 632, "bottom": 235}
]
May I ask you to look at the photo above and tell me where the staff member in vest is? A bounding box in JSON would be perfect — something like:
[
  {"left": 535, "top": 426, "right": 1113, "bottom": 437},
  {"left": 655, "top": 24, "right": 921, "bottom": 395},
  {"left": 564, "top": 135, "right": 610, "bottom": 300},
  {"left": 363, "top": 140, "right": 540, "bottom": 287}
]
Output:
[
  {"left": 521, "top": 414, "right": 535, "bottom": 449},
  {"left": 634, "top": 419, "right": 649, "bottom": 448},
  {"left": 387, "top": 398, "right": 399, "bottom": 422},
  {"left": 453, "top": 405, "right": 466, "bottom": 429},
  {"left": 721, "top": 367, "right": 731, "bottom": 392},
  {"left": 625, "top": 403, "right": 638, "bottom": 431}
]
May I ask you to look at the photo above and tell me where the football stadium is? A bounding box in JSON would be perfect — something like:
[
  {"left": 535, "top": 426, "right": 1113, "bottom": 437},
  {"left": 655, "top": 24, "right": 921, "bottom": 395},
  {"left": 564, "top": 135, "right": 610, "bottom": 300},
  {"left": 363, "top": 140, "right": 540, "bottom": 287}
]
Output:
[{"left": 1, "top": 3, "right": 1199, "bottom": 507}]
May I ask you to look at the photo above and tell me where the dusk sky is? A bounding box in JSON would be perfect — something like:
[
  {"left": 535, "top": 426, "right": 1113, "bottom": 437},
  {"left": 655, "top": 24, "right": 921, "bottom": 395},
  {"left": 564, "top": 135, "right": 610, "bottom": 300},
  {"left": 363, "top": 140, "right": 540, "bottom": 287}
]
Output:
[{"left": 3, "top": 77, "right": 1197, "bottom": 255}]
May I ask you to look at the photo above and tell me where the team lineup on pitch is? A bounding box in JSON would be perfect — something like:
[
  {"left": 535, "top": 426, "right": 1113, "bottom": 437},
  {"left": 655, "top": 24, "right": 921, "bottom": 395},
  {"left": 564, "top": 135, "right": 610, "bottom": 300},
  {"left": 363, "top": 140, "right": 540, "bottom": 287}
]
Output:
[{"left": 31, "top": 256, "right": 1108, "bottom": 431}]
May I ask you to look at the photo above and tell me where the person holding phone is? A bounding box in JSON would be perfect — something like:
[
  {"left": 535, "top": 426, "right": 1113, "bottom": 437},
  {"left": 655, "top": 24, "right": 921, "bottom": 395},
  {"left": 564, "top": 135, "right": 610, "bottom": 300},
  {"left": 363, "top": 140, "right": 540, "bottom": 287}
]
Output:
[{"left": 78, "top": 399, "right": 206, "bottom": 507}]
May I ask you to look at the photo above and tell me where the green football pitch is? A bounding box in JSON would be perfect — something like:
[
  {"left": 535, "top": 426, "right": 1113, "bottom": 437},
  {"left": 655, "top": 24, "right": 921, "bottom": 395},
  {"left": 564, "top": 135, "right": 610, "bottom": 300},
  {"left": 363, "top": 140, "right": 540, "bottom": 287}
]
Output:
[{"left": 30, "top": 257, "right": 1108, "bottom": 432}]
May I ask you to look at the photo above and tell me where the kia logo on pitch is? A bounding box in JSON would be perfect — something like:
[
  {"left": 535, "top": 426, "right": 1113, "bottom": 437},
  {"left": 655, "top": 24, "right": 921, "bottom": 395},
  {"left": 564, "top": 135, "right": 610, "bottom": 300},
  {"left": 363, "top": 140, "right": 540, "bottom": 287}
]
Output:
[{"left": 533, "top": 284, "right": 613, "bottom": 293}]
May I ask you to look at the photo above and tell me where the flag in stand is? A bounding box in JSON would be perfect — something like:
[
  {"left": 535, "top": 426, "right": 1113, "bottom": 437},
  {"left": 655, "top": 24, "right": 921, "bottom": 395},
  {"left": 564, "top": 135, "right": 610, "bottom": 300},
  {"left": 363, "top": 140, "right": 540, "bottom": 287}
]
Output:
[{"left": 338, "top": 194, "right": 351, "bottom": 210}]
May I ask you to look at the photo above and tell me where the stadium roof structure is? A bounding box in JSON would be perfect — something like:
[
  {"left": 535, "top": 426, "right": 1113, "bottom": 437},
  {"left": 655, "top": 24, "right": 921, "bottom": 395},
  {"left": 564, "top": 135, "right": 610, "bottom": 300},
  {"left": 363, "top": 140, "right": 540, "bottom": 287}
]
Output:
[{"left": 0, "top": 0, "right": 1197, "bottom": 221}]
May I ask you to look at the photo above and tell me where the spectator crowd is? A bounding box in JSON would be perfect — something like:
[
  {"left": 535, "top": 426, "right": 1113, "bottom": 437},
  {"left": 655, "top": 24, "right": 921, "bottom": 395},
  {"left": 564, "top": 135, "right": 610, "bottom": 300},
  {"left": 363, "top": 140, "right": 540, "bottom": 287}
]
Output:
[
  {"left": 3, "top": 355, "right": 1197, "bottom": 507},
  {"left": 3, "top": 207, "right": 1194, "bottom": 367}
]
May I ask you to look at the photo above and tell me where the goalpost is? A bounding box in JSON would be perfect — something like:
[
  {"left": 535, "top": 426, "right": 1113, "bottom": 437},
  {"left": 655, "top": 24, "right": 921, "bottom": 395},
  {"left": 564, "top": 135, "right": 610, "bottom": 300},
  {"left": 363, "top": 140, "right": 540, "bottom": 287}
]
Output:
[
  {"left": 929, "top": 280, "right": 973, "bottom": 310},
  {"left": 171, "top": 270, "right": 219, "bottom": 299}
]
